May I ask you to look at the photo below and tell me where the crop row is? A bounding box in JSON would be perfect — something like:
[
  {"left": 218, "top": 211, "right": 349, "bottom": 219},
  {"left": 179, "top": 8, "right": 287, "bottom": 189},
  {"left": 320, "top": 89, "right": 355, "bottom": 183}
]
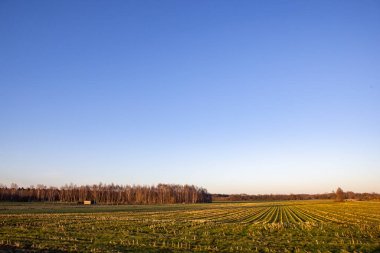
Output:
[
  {"left": 1, "top": 201, "right": 380, "bottom": 252},
  {"left": 132, "top": 202, "right": 380, "bottom": 225}
]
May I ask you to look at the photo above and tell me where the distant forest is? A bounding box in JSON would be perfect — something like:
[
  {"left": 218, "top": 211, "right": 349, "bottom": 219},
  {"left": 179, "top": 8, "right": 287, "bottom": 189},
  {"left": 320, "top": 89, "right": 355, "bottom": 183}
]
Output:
[
  {"left": 213, "top": 191, "right": 380, "bottom": 202},
  {"left": 1, "top": 183, "right": 379, "bottom": 204},
  {"left": 0, "top": 183, "right": 212, "bottom": 204}
]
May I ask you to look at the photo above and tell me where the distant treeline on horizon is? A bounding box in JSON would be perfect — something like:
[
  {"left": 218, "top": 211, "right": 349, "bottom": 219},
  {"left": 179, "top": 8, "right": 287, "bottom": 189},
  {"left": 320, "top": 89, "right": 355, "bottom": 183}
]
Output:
[
  {"left": 1, "top": 183, "right": 379, "bottom": 204},
  {"left": 212, "top": 191, "right": 380, "bottom": 202},
  {"left": 0, "top": 183, "right": 212, "bottom": 204}
]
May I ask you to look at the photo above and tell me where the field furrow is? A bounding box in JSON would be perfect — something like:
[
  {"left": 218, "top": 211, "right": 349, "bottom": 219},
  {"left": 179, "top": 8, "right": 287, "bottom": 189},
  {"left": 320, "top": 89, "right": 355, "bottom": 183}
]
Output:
[{"left": 1, "top": 201, "right": 379, "bottom": 252}]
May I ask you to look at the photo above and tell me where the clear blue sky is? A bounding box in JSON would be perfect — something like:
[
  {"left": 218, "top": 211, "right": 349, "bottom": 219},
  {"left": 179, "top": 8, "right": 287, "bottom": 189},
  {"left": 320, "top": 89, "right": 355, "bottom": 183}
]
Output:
[{"left": 1, "top": 1, "right": 379, "bottom": 194}]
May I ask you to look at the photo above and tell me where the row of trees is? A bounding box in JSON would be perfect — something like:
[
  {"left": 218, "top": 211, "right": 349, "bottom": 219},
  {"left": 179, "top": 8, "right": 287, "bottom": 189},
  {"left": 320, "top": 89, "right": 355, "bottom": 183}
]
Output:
[
  {"left": 213, "top": 188, "right": 380, "bottom": 202},
  {"left": 212, "top": 193, "right": 336, "bottom": 201},
  {"left": 2, "top": 183, "right": 377, "bottom": 203},
  {"left": 0, "top": 183, "right": 212, "bottom": 204},
  {"left": 332, "top": 187, "right": 380, "bottom": 202}
]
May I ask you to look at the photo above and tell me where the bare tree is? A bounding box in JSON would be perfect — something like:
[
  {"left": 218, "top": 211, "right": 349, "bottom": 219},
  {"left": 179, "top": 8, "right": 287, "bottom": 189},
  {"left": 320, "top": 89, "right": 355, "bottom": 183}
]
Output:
[
  {"left": 0, "top": 183, "right": 212, "bottom": 204},
  {"left": 335, "top": 187, "right": 344, "bottom": 202}
]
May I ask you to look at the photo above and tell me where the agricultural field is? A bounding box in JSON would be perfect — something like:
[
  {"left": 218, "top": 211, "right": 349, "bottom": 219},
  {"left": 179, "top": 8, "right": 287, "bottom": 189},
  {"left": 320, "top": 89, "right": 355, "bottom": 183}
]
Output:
[{"left": 0, "top": 200, "right": 379, "bottom": 252}]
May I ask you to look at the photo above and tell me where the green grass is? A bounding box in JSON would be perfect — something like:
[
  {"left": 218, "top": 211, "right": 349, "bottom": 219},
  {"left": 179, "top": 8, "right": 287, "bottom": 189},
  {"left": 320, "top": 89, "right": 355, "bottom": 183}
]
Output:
[{"left": 0, "top": 200, "right": 379, "bottom": 252}]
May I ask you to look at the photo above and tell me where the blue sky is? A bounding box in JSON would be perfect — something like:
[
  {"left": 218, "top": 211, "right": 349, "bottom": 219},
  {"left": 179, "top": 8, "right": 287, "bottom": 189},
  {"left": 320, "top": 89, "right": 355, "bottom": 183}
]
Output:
[{"left": 1, "top": 1, "right": 379, "bottom": 194}]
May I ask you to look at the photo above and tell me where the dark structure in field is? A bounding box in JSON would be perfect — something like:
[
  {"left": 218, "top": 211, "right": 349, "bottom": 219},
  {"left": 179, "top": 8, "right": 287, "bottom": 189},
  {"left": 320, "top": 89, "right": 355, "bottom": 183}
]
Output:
[{"left": 0, "top": 183, "right": 212, "bottom": 204}]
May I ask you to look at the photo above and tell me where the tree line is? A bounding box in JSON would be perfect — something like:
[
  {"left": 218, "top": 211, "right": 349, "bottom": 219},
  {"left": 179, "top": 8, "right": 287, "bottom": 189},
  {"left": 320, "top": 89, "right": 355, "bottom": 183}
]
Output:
[
  {"left": 213, "top": 189, "right": 380, "bottom": 202},
  {"left": 0, "top": 183, "right": 212, "bottom": 204}
]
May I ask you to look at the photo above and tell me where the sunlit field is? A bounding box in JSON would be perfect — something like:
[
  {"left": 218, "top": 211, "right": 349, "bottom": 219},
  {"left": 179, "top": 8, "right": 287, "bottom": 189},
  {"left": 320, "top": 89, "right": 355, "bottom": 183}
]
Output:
[{"left": 1, "top": 200, "right": 379, "bottom": 252}]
